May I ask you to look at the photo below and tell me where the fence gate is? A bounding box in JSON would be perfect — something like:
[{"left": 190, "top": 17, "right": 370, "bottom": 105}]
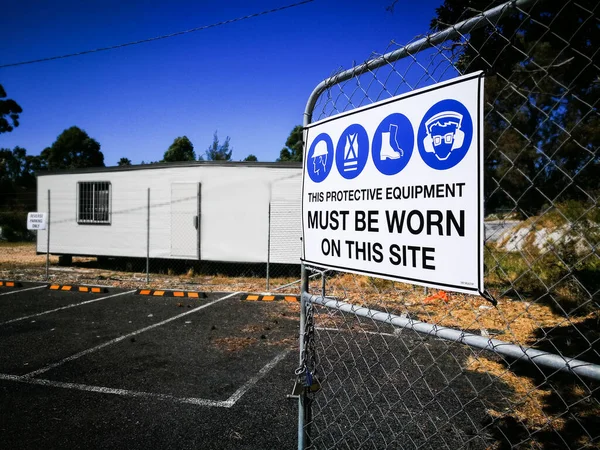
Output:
[{"left": 297, "top": 0, "right": 600, "bottom": 449}]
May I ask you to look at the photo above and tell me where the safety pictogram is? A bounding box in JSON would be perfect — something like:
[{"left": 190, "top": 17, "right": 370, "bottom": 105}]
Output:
[
  {"left": 335, "top": 124, "right": 369, "bottom": 179},
  {"left": 307, "top": 133, "right": 334, "bottom": 183},
  {"left": 418, "top": 99, "right": 473, "bottom": 170},
  {"left": 371, "top": 113, "right": 414, "bottom": 176}
]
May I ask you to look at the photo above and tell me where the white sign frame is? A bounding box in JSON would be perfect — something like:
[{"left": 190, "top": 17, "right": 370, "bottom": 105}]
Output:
[
  {"left": 27, "top": 212, "right": 47, "bottom": 230},
  {"left": 301, "top": 72, "right": 485, "bottom": 296}
]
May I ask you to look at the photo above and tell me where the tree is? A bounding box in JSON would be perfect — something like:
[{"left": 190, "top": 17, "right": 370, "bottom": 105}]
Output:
[
  {"left": 203, "top": 131, "right": 232, "bottom": 161},
  {"left": 277, "top": 125, "right": 304, "bottom": 162},
  {"left": 43, "top": 126, "right": 104, "bottom": 170},
  {"left": 243, "top": 154, "right": 258, "bottom": 162},
  {"left": 0, "top": 146, "right": 42, "bottom": 240},
  {"left": 117, "top": 157, "right": 132, "bottom": 166},
  {"left": 163, "top": 136, "right": 195, "bottom": 162},
  {"left": 0, "top": 84, "right": 23, "bottom": 134},
  {"left": 431, "top": 0, "right": 599, "bottom": 213}
]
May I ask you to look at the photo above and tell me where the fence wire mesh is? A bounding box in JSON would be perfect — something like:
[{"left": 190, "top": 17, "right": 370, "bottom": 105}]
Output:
[{"left": 300, "top": 0, "right": 599, "bottom": 448}]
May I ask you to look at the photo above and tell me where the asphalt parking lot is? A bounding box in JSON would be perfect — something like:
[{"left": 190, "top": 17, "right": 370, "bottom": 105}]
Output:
[{"left": 0, "top": 282, "right": 300, "bottom": 450}]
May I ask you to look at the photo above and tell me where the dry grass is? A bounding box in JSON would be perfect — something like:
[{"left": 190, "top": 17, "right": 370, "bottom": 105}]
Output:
[
  {"left": 0, "top": 242, "right": 300, "bottom": 293},
  {"left": 0, "top": 242, "right": 59, "bottom": 266},
  {"left": 322, "top": 273, "right": 597, "bottom": 346},
  {"left": 467, "top": 356, "right": 560, "bottom": 429},
  {"left": 311, "top": 272, "right": 600, "bottom": 445},
  {"left": 211, "top": 337, "right": 258, "bottom": 352}
]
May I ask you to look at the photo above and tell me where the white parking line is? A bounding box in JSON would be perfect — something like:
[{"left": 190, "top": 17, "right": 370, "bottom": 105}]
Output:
[
  {"left": 21, "top": 291, "right": 242, "bottom": 379},
  {"left": 0, "top": 349, "right": 291, "bottom": 408},
  {"left": 0, "top": 290, "right": 136, "bottom": 326},
  {"left": 0, "top": 285, "right": 47, "bottom": 296},
  {"left": 225, "top": 349, "right": 291, "bottom": 405}
]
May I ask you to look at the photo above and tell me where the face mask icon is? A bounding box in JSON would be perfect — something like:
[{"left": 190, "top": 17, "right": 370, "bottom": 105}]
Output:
[
  {"left": 423, "top": 111, "right": 465, "bottom": 161},
  {"left": 312, "top": 140, "right": 329, "bottom": 175}
]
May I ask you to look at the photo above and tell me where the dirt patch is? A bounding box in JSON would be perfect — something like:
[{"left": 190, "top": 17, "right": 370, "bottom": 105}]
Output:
[
  {"left": 0, "top": 242, "right": 300, "bottom": 293},
  {"left": 212, "top": 337, "right": 259, "bottom": 352}
]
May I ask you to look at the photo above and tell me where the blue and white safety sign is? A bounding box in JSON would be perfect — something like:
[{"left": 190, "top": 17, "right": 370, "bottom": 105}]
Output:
[{"left": 301, "top": 72, "right": 485, "bottom": 296}]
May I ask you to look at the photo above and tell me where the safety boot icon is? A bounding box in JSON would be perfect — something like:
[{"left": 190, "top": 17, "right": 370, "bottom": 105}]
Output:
[{"left": 380, "top": 124, "right": 404, "bottom": 160}]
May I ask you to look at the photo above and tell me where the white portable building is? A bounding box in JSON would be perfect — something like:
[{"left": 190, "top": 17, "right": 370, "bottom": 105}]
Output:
[{"left": 36, "top": 161, "right": 302, "bottom": 265}]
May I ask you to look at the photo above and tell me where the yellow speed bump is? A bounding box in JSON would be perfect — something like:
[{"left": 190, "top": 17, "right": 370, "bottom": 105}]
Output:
[
  {"left": 243, "top": 294, "right": 299, "bottom": 302},
  {"left": 47, "top": 284, "right": 108, "bottom": 293},
  {"left": 135, "top": 289, "right": 206, "bottom": 298}
]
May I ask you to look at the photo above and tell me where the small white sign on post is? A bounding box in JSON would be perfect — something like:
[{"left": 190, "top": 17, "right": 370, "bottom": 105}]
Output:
[
  {"left": 301, "top": 72, "right": 485, "bottom": 296},
  {"left": 27, "top": 212, "right": 47, "bottom": 230}
]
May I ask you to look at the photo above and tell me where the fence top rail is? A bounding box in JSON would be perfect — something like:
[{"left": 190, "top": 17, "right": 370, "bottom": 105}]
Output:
[
  {"left": 302, "top": 0, "right": 538, "bottom": 127},
  {"left": 304, "top": 292, "right": 600, "bottom": 382}
]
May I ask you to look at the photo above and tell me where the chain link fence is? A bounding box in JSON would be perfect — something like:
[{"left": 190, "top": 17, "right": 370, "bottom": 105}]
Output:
[
  {"left": 0, "top": 162, "right": 303, "bottom": 293},
  {"left": 298, "top": 0, "right": 599, "bottom": 448}
]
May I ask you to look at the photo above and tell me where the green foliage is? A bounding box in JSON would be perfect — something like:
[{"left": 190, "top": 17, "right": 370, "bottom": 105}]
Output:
[
  {"left": 202, "top": 131, "right": 232, "bottom": 161},
  {"left": 0, "top": 84, "right": 22, "bottom": 134},
  {"left": 162, "top": 136, "right": 195, "bottom": 162},
  {"left": 243, "top": 154, "right": 258, "bottom": 162},
  {"left": 0, "top": 146, "right": 41, "bottom": 210},
  {"left": 0, "top": 210, "right": 33, "bottom": 242},
  {"left": 44, "top": 126, "right": 104, "bottom": 170},
  {"left": 431, "top": 0, "right": 599, "bottom": 215},
  {"left": 277, "top": 125, "right": 303, "bottom": 162},
  {"left": 117, "top": 157, "right": 132, "bottom": 166}
]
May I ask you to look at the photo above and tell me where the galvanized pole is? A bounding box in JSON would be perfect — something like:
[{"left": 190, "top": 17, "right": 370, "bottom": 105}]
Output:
[
  {"left": 46, "top": 189, "right": 50, "bottom": 281},
  {"left": 298, "top": 263, "right": 308, "bottom": 450},
  {"left": 146, "top": 188, "right": 150, "bottom": 284},
  {"left": 266, "top": 202, "right": 271, "bottom": 291}
]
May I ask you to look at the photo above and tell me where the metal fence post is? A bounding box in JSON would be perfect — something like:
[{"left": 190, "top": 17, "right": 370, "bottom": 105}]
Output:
[
  {"left": 266, "top": 202, "right": 271, "bottom": 291},
  {"left": 146, "top": 188, "right": 150, "bottom": 284},
  {"left": 46, "top": 189, "right": 50, "bottom": 281},
  {"left": 298, "top": 262, "right": 309, "bottom": 450}
]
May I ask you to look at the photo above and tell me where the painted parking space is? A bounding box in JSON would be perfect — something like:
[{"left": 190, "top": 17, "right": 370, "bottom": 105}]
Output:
[
  {"left": 0, "top": 347, "right": 299, "bottom": 449},
  {"left": 37, "top": 295, "right": 298, "bottom": 401},
  {"left": 0, "top": 287, "right": 128, "bottom": 325},
  {"left": 0, "top": 287, "right": 300, "bottom": 449},
  {"left": 0, "top": 281, "right": 47, "bottom": 296},
  {"left": 0, "top": 290, "right": 222, "bottom": 375}
]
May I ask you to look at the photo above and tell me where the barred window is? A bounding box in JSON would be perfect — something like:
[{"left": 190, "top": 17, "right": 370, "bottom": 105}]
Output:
[{"left": 77, "top": 182, "right": 111, "bottom": 224}]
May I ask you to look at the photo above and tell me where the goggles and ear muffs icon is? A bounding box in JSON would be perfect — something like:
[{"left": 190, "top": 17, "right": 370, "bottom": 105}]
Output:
[{"left": 422, "top": 111, "right": 465, "bottom": 161}]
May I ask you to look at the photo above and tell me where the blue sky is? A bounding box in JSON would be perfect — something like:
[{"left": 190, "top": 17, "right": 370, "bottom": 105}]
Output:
[{"left": 0, "top": 0, "right": 443, "bottom": 166}]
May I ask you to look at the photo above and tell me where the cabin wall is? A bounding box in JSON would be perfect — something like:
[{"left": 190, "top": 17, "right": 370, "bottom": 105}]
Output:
[{"left": 36, "top": 165, "right": 301, "bottom": 264}]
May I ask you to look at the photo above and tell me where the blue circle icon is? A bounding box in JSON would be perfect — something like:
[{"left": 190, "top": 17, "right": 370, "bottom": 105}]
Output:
[
  {"left": 417, "top": 99, "right": 473, "bottom": 170},
  {"left": 371, "top": 113, "right": 414, "bottom": 176},
  {"left": 335, "top": 124, "right": 369, "bottom": 180},
  {"left": 307, "top": 133, "right": 334, "bottom": 183}
]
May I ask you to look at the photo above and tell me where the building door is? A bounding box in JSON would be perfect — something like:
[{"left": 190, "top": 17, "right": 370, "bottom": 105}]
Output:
[{"left": 171, "top": 182, "right": 200, "bottom": 259}]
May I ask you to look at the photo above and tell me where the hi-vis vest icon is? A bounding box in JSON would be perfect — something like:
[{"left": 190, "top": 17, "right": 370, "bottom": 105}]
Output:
[
  {"left": 343, "top": 133, "right": 359, "bottom": 171},
  {"left": 423, "top": 111, "right": 465, "bottom": 161}
]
